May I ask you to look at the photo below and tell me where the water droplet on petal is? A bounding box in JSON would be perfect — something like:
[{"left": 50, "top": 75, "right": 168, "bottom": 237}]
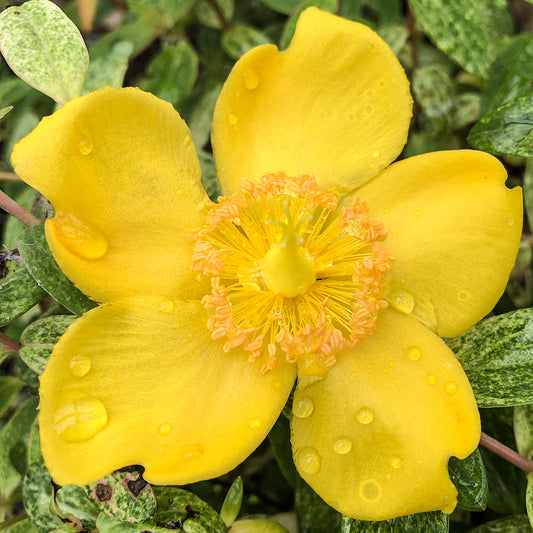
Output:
[
  {"left": 356, "top": 407, "right": 374, "bottom": 425},
  {"left": 274, "top": 381, "right": 281, "bottom": 389},
  {"left": 181, "top": 443, "right": 204, "bottom": 460},
  {"left": 50, "top": 212, "right": 108, "bottom": 260},
  {"left": 390, "top": 289, "right": 414, "bottom": 314},
  {"left": 458, "top": 290, "right": 470, "bottom": 301},
  {"left": 359, "top": 479, "right": 382, "bottom": 502},
  {"left": 248, "top": 418, "right": 261, "bottom": 429},
  {"left": 79, "top": 139, "right": 93, "bottom": 155},
  {"left": 384, "top": 207, "right": 391, "bottom": 214},
  {"left": 53, "top": 391, "right": 108, "bottom": 442},
  {"left": 365, "top": 104, "right": 373, "bottom": 115},
  {"left": 387, "top": 360, "right": 395, "bottom": 368},
  {"left": 158, "top": 299, "right": 175, "bottom": 313},
  {"left": 414, "top": 210, "right": 422, "bottom": 216},
  {"left": 507, "top": 217, "right": 515, "bottom": 226},
  {"left": 158, "top": 423, "right": 173, "bottom": 436},
  {"left": 378, "top": 80, "right": 385, "bottom": 88},
  {"left": 243, "top": 69, "right": 259, "bottom": 90},
  {"left": 390, "top": 457, "right": 404, "bottom": 469},
  {"left": 292, "top": 395, "right": 314, "bottom": 418},
  {"left": 69, "top": 356, "right": 91, "bottom": 377},
  {"left": 445, "top": 381, "right": 457, "bottom": 394},
  {"left": 333, "top": 437, "right": 353, "bottom": 455},
  {"left": 372, "top": 151, "right": 380, "bottom": 159},
  {"left": 298, "top": 447, "right": 321, "bottom": 474},
  {"left": 366, "top": 89, "right": 374, "bottom": 98},
  {"left": 427, "top": 373, "right": 437, "bottom": 385},
  {"left": 228, "top": 113, "right": 239, "bottom": 125},
  {"left": 406, "top": 346, "right": 422, "bottom": 361}
]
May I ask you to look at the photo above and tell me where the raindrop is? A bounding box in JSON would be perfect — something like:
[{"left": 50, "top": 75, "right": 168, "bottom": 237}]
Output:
[
  {"left": 243, "top": 69, "right": 260, "bottom": 90},
  {"left": 390, "top": 457, "right": 404, "bottom": 469},
  {"left": 366, "top": 89, "right": 374, "bottom": 98},
  {"left": 365, "top": 104, "right": 373, "bottom": 115},
  {"left": 372, "top": 151, "right": 380, "bottom": 159},
  {"left": 359, "top": 479, "right": 382, "bottom": 502},
  {"left": 333, "top": 437, "right": 353, "bottom": 455},
  {"left": 79, "top": 139, "right": 93, "bottom": 155},
  {"left": 406, "top": 346, "right": 422, "bottom": 361},
  {"left": 298, "top": 447, "right": 321, "bottom": 474},
  {"left": 228, "top": 113, "right": 239, "bottom": 125},
  {"left": 390, "top": 289, "right": 414, "bottom": 314},
  {"left": 445, "top": 381, "right": 457, "bottom": 394},
  {"left": 181, "top": 443, "right": 204, "bottom": 460},
  {"left": 158, "top": 423, "right": 173, "bottom": 436},
  {"left": 356, "top": 407, "right": 374, "bottom": 425},
  {"left": 414, "top": 210, "right": 422, "bottom": 216},
  {"left": 292, "top": 395, "right": 314, "bottom": 418},
  {"left": 158, "top": 299, "right": 175, "bottom": 314},
  {"left": 68, "top": 356, "right": 91, "bottom": 378},
  {"left": 248, "top": 418, "right": 261, "bottom": 430},
  {"left": 507, "top": 217, "right": 515, "bottom": 226},
  {"left": 458, "top": 290, "right": 470, "bottom": 301},
  {"left": 427, "top": 373, "right": 437, "bottom": 385}
]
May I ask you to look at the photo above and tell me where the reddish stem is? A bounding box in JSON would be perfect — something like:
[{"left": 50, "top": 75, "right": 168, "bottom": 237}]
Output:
[
  {"left": 0, "top": 332, "right": 21, "bottom": 354},
  {"left": 480, "top": 431, "right": 533, "bottom": 473},
  {"left": 0, "top": 189, "right": 40, "bottom": 226}
]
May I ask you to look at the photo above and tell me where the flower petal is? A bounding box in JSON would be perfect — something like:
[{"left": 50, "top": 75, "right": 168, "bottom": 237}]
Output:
[
  {"left": 39, "top": 297, "right": 296, "bottom": 486},
  {"left": 291, "top": 308, "right": 480, "bottom": 521},
  {"left": 12, "top": 87, "right": 211, "bottom": 303},
  {"left": 212, "top": 7, "right": 412, "bottom": 196},
  {"left": 357, "top": 150, "right": 522, "bottom": 337}
]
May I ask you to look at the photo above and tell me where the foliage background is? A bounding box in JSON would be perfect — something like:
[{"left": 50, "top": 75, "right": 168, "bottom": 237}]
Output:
[{"left": 1, "top": 0, "right": 533, "bottom": 532}]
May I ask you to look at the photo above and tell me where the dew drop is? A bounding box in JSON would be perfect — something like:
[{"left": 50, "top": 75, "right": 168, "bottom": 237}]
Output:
[
  {"left": 298, "top": 447, "right": 321, "bottom": 474},
  {"left": 248, "top": 418, "right": 261, "bottom": 429},
  {"left": 181, "top": 443, "right": 204, "bottom": 460},
  {"left": 243, "top": 69, "right": 260, "bottom": 90},
  {"left": 390, "top": 289, "right": 414, "bottom": 314},
  {"left": 292, "top": 395, "right": 314, "bottom": 418},
  {"left": 356, "top": 407, "right": 374, "bottom": 425},
  {"left": 365, "top": 104, "right": 373, "bottom": 114},
  {"left": 274, "top": 381, "right": 281, "bottom": 389},
  {"left": 366, "top": 89, "right": 374, "bottom": 98},
  {"left": 507, "top": 217, "right": 515, "bottom": 226},
  {"left": 384, "top": 207, "right": 391, "bottom": 214},
  {"left": 359, "top": 479, "right": 382, "bottom": 502},
  {"left": 427, "top": 373, "right": 437, "bottom": 385},
  {"left": 414, "top": 210, "right": 422, "bottom": 216},
  {"left": 445, "top": 381, "right": 457, "bottom": 394},
  {"left": 387, "top": 360, "right": 395, "bottom": 368},
  {"left": 444, "top": 361, "right": 452, "bottom": 369},
  {"left": 53, "top": 391, "right": 108, "bottom": 442},
  {"left": 458, "top": 290, "right": 470, "bottom": 301},
  {"left": 50, "top": 212, "right": 108, "bottom": 260},
  {"left": 69, "top": 356, "right": 91, "bottom": 378},
  {"left": 158, "top": 423, "right": 173, "bottom": 436},
  {"left": 378, "top": 80, "right": 385, "bottom": 88},
  {"left": 79, "top": 139, "right": 93, "bottom": 155},
  {"left": 333, "top": 437, "right": 353, "bottom": 455},
  {"left": 228, "top": 113, "right": 239, "bottom": 125},
  {"left": 390, "top": 457, "right": 404, "bottom": 469},
  {"left": 386, "top": 473, "right": 392, "bottom": 480},
  {"left": 372, "top": 151, "right": 380, "bottom": 159},
  {"left": 406, "top": 346, "right": 422, "bottom": 361},
  {"left": 158, "top": 299, "right": 175, "bottom": 313}
]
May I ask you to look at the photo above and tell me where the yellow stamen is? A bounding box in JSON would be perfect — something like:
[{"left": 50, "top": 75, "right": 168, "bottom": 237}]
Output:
[{"left": 191, "top": 172, "right": 390, "bottom": 373}]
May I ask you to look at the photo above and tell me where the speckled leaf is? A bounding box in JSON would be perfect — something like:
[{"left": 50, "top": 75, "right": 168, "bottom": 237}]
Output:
[
  {"left": 220, "top": 477, "right": 243, "bottom": 526},
  {"left": 222, "top": 24, "right": 271, "bottom": 60},
  {"left": 55, "top": 484, "right": 101, "bottom": 530},
  {"left": 468, "top": 515, "right": 532, "bottom": 532},
  {"left": 468, "top": 94, "right": 533, "bottom": 157},
  {"left": 194, "top": 0, "right": 234, "bottom": 29},
  {"left": 0, "top": 376, "right": 23, "bottom": 418},
  {"left": 0, "top": 252, "right": 45, "bottom": 326},
  {"left": 450, "top": 93, "right": 480, "bottom": 130},
  {"left": 3, "top": 519, "right": 39, "bottom": 533},
  {"left": 0, "top": 397, "right": 38, "bottom": 499},
  {"left": 448, "top": 449, "right": 488, "bottom": 511},
  {"left": 17, "top": 225, "right": 96, "bottom": 316},
  {"left": 88, "top": 470, "right": 156, "bottom": 523},
  {"left": 27, "top": 419, "right": 44, "bottom": 466},
  {"left": 340, "top": 511, "right": 448, "bottom": 532},
  {"left": 153, "top": 486, "right": 228, "bottom": 532},
  {"left": 514, "top": 405, "right": 533, "bottom": 528},
  {"left": 0, "top": 105, "right": 13, "bottom": 120},
  {"left": 448, "top": 309, "right": 533, "bottom": 407},
  {"left": 19, "top": 315, "right": 76, "bottom": 374},
  {"left": 141, "top": 41, "right": 198, "bottom": 107},
  {"left": 22, "top": 462, "right": 63, "bottom": 533},
  {"left": 408, "top": 0, "right": 490, "bottom": 77},
  {"left": 280, "top": 0, "right": 338, "bottom": 50},
  {"left": 0, "top": 0, "right": 88, "bottom": 104},
  {"left": 83, "top": 41, "right": 134, "bottom": 94},
  {"left": 95, "top": 512, "right": 169, "bottom": 532},
  {"left": 480, "top": 34, "right": 533, "bottom": 116}
]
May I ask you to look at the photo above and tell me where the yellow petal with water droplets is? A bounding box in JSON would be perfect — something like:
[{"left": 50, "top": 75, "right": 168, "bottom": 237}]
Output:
[
  {"left": 212, "top": 7, "right": 412, "bottom": 196},
  {"left": 12, "top": 87, "right": 211, "bottom": 303},
  {"left": 356, "top": 150, "right": 522, "bottom": 337},
  {"left": 39, "top": 298, "right": 296, "bottom": 486},
  {"left": 291, "top": 307, "right": 480, "bottom": 521}
]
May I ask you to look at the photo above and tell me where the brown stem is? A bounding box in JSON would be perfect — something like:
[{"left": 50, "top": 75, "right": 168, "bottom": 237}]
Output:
[
  {"left": 480, "top": 431, "right": 533, "bottom": 473},
  {"left": 205, "top": 0, "right": 230, "bottom": 30},
  {"left": 0, "top": 332, "right": 21, "bottom": 354},
  {"left": 0, "top": 512, "right": 28, "bottom": 530},
  {"left": 0, "top": 171, "right": 21, "bottom": 182},
  {"left": 0, "top": 189, "right": 40, "bottom": 226}
]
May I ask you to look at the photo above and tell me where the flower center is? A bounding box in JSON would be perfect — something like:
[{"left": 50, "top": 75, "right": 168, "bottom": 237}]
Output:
[{"left": 191, "top": 172, "right": 390, "bottom": 374}]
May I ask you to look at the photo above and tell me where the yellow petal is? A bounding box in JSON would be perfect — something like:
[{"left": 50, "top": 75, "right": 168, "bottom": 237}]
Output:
[
  {"left": 212, "top": 7, "right": 412, "bottom": 196},
  {"left": 39, "top": 297, "right": 296, "bottom": 486},
  {"left": 357, "top": 150, "right": 522, "bottom": 337},
  {"left": 291, "top": 308, "right": 480, "bottom": 521},
  {"left": 12, "top": 87, "right": 211, "bottom": 303}
]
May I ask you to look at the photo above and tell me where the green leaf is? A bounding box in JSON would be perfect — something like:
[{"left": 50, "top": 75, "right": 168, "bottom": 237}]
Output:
[
  {"left": 2, "top": 519, "right": 39, "bottom": 533},
  {"left": 0, "top": 376, "right": 24, "bottom": 418},
  {"left": 55, "top": 484, "right": 101, "bottom": 530},
  {"left": 449, "top": 93, "right": 480, "bottom": 130},
  {"left": 468, "top": 94, "right": 533, "bottom": 157},
  {"left": 220, "top": 476, "right": 243, "bottom": 526},
  {"left": 95, "top": 513, "right": 168, "bottom": 532},
  {"left": 17, "top": 224, "right": 96, "bottom": 316},
  {"left": 141, "top": 40, "right": 199, "bottom": 107},
  {"left": 448, "top": 449, "right": 488, "bottom": 511},
  {"left": 231, "top": 519, "right": 289, "bottom": 532},
  {"left": 221, "top": 24, "right": 271, "bottom": 60},
  {"left": 83, "top": 41, "right": 134, "bottom": 94},
  {"left": 0, "top": 105, "right": 13, "bottom": 120},
  {"left": 524, "top": 160, "right": 533, "bottom": 233},
  {"left": 0, "top": 0, "right": 88, "bottom": 104},
  {"left": 153, "top": 486, "right": 228, "bottom": 532},
  {"left": 0, "top": 251, "right": 45, "bottom": 326},
  {"left": 2, "top": 187, "right": 39, "bottom": 250},
  {"left": 89, "top": 22, "right": 157, "bottom": 60},
  {"left": 19, "top": 315, "right": 76, "bottom": 374},
  {"left": 127, "top": 0, "right": 196, "bottom": 27},
  {"left": 22, "top": 462, "right": 63, "bottom": 533},
  {"left": 340, "top": 511, "right": 449, "bottom": 532},
  {"left": 448, "top": 309, "right": 533, "bottom": 407},
  {"left": 468, "top": 515, "right": 532, "bottom": 532},
  {"left": 27, "top": 419, "right": 43, "bottom": 466},
  {"left": 195, "top": 0, "right": 234, "bottom": 29},
  {"left": 268, "top": 414, "right": 298, "bottom": 488},
  {"left": 479, "top": 34, "right": 533, "bottom": 116},
  {"left": 88, "top": 470, "right": 156, "bottom": 523},
  {"left": 515, "top": 404, "right": 533, "bottom": 459},
  {"left": 0, "top": 397, "right": 38, "bottom": 499},
  {"left": 199, "top": 150, "right": 221, "bottom": 201},
  {"left": 408, "top": 0, "right": 491, "bottom": 77},
  {"left": 260, "top": 0, "right": 301, "bottom": 14},
  {"left": 280, "top": 0, "right": 338, "bottom": 50}
]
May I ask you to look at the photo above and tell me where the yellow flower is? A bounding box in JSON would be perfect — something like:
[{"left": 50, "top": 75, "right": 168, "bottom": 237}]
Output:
[{"left": 12, "top": 8, "right": 522, "bottom": 522}]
